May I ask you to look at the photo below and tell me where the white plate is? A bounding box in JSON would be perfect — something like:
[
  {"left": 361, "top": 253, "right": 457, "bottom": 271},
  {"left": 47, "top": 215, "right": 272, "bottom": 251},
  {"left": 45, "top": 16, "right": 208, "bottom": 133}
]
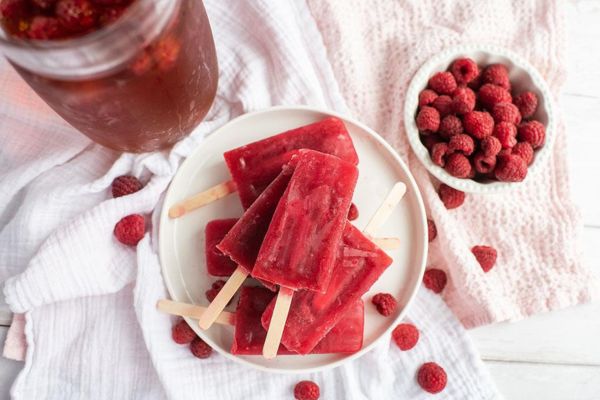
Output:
[{"left": 159, "top": 106, "right": 427, "bottom": 373}]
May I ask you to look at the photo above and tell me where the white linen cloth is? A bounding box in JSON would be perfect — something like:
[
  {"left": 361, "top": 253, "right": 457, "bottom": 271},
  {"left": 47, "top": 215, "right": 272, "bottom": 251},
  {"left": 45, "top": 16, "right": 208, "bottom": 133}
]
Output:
[{"left": 0, "top": 0, "right": 500, "bottom": 398}]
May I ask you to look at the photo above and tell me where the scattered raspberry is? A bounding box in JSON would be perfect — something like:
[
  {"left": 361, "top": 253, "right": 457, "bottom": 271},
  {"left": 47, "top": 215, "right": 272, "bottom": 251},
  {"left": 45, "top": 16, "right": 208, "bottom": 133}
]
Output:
[
  {"left": 431, "top": 95, "right": 453, "bottom": 117},
  {"left": 419, "top": 89, "right": 438, "bottom": 107},
  {"left": 427, "top": 219, "right": 437, "bottom": 242},
  {"left": 480, "top": 136, "right": 502, "bottom": 157},
  {"left": 513, "top": 91, "right": 538, "bottom": 118},
  {"left": 189, "top": 337, "right": 212, "bottom": 359},
  {"left": 417, "top": 362, "right": 447, "bottom": 394},
  {"left": 463, "top": 111, "right": 494, "bottom": 140},
  {"left": 347, "top": 203, "right": 359, "bottom": 221},
  {"left": 438, "top": 184, "right": 465, "bottom": 209},
  {"left": 27, "top": 16, "right": 64, "bottom": 39},
  {"left": 421, "top": 134, "right": 442, "bottom": 151},
  {"left": 471, "top": 245, "right": 497, "bottom": 272},
  {"left": 428, "top": 71, "right": 457, "bottom": 95},
  {"left": 493, "top": 122, "right": 517, "bottom": 149},
  {"left": 438, "top": 115, "right": 463, "bottom": 139},
  {"left": 416, "top": 106, "right": 440, "bottom": 133},
  {"left": 111, "top": 175, "right": 143, "bottom": 198},
  {"left": 114, "top": 214, "right": 145, "bottom": 246},
  {"left": 371, "top": 293, "right": 397, "bottom": 316},
  {"left": 478, "top": 83, "right": 512, "bottom": 110},
  {"left": 482, "top": 63, "right": 510, "bottom": 90},
  {"left": 494, "top": 153, "right": 528, "bottom": 182},
  {"left": 56, "top": 0, "right": 97, "bottom": 33},
  {"left": 294, "top": 381, "right": 320, "bottom": 400},
  {"left": 423, "top": 268, "right": 447, "bottom": 293},
  {"left": 517, "top": 120, "right": 545, "bottom": 149},
  {"left": 430, "top": 142, "right": 450, "bottom": 167},
  {"left": 451, "top": 86, "right": 476, "bottom": 114},
  {"left": 171, "top": 319, "right": 197, "bottom": 344},
  {"left": 444, "top": 153, "right": 472, "bottom": 178},
  {"left": 153, "top": 35, "right": 181, "bottom": 71},
  {"left": 0, "top": 0, "right": 29, "bottom": 19},
  {"left": 448, "top": 134, "right": 475, "bottom": 156},
  {"left": 205, "top": 280, "right": 227, "bottom": 303},
  {"left": 392, "top": 323, "right": 419, "bottom": 351},
  {"left": 450, "top": 57, "right": 479, "bottom": 85},
  {"left": 512, "top": 142, "right": 534, "bottom": 165},
  {"left": 472, "top": 152, "right": 497, "bottom": 174},
  {"left": 492, "top": 102, "right": 521, "bottom": 125}
]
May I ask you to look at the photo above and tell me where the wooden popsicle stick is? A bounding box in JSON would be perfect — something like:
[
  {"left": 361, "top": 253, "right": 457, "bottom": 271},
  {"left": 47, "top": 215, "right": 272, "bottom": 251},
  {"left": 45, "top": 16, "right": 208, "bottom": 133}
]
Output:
[
  {"left": 156, "top": 299, "right": 235, "bottom": 326},
  {"left": 372, "top": 237, "right": 400, "bottom": 250},
  {"left": 198, "top": 267, "right": 248, "bottom": 330},
  {"left": 262, "top": 287, "right": 294, "bottom": 359},
  {"left": 363, "top": 182, "right": 407, "bottom": 237},
  {"left": 168, "top": 180, "right": 237, "bottom": 218}
]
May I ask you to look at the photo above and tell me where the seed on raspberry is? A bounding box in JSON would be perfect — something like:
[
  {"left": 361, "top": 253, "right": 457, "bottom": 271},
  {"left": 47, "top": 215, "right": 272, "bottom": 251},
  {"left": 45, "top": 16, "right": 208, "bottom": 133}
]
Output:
[
  {"left": 172, "top": 319, "right": 197, "bottom": 344},
  {"left": 421, "top": 134, "right": 442, "bottom": 151},
  {"left": 371, "top": 293, "right": 397, "bottom": 316},
  {"left": 471, "top": 245, "right": 497, "bottom": 272},
  {"left": 438, "top": 115, "right": 462, "bottom": 139},
  {"left": 419, "top": 89, "right": 438, "bottom": 106},
  {"left": 480, "top": 136, "right": 501, "bottom": 157},
  {"left": 472, "top": 152, "right": 497, "bottom": 174},
  {"left": 427, "top": 219, "right": 437, "bottom": 242},
  {"left": 492, "top": 102, "right": 521, "bottom": 125},
  {"left": 432, "top": 95, "right": 453, "bottom": 117},
  {"left": 347, "top": 203, "right": 359, "bottom": 221},
  {"left": 482, "top": 63, "right": 510, "bottom": 90},
  {"left": 517, "top": 120, "right": 545, "bottom": 149},
  {"left": 478, "top": 83, "right": 512, "bottom": 110},
  {"left": 417, "top": 362, "right": 447, "bottom": 394},
  {"left": 392, "top": 323, "right": 419, "bottom": 351},
  {"left": 444, "top": 153, "right": 472, "bottom": 178},
  {"left": 423, "top": 268, "right": 447, "bottom": 293},
  {"left": 512, "top": 142, "right": 534, "bottom": 165},
  {"left": 28, "top": 16, "right": 64, "bottom": 39},
  {"left": 430, "top": 142, "right": 450, "bottom": 167},
  {"left": 416, "top": 106, "right": 440, "bottom": 133},
  {"left": 56, "top": 0, "right": 98, "bottom": 33},
  {"left": 451, "top": 86, "right": 476, "bottom": 114},
  {"left": 112, "top": 175, "right": 143, "bottom": 198},
  {"left": 428, "top": 71, "right": 457, "bottom": 95},
  {"left": 448, "top": 134, "right": 475, "bottom": 156},
  {"left": 114, "top": 214, "right": 145, "bottom": 246},
  {"left": 463, "top": 111, "right": 494, "bottom": 140},
  {"left": 190, "top": 337, "right": 213, "bottom": 359},
  {"left": 438, "top": 184, "right": 465, "bottom": 209},
  {"left": 513, "top": 91, "right": 538, "bottom": 118},
  {"left": 494, "top": 153, "right": 528, "bottom": 182},
  {"left": 450, "top": 57, "right": 479, "bottom": 85},
  {"left": 294, "top": 380, "right": 320, "bottom": 400},
  {"left": 493, "top": 122, "right": 517, "bottom": 149}
]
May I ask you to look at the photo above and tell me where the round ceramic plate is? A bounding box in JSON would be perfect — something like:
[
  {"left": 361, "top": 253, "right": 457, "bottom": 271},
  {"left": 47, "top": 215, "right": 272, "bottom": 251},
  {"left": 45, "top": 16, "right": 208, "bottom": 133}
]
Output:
[{"left": 159, "top": 106, "right": 427, "bottom": 373}]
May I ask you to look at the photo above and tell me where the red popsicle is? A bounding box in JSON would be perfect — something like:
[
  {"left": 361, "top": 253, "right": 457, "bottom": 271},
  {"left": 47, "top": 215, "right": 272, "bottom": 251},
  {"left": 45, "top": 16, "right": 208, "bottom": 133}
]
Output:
[{"left": 205, "top": 219, "right": 238, "bottom": 277}]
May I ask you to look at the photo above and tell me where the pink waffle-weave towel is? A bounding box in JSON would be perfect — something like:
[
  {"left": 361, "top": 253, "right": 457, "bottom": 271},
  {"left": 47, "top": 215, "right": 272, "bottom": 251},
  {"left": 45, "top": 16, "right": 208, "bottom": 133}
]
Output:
[{"left": 307, "top": 0, "right": 597, "bottom": 327}]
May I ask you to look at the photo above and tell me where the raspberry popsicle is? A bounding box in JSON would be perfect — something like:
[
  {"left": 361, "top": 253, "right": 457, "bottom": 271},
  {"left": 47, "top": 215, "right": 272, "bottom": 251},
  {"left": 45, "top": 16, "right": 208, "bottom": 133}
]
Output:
[{"left": 205, "top": 219, "right": 238, "bottom": 277}]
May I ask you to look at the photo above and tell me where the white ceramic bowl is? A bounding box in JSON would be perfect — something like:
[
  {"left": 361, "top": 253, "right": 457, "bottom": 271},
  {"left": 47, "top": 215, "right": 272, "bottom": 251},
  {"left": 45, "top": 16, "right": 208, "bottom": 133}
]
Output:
[{"left": 404, "top": 44, "right": 556, "bottom": 193}]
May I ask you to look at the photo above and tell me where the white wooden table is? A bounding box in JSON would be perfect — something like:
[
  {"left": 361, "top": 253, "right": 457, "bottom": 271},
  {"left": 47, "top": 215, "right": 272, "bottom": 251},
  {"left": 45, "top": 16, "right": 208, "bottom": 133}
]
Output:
[{"left": 0, "top": 2, "right": 599, "bottom": 398}]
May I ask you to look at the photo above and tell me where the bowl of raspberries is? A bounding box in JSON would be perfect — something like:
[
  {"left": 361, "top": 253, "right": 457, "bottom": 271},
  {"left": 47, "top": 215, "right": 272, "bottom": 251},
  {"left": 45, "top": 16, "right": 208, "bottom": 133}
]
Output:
[{"left": 404, "top": 45, "right": 555, "bottom": 193}]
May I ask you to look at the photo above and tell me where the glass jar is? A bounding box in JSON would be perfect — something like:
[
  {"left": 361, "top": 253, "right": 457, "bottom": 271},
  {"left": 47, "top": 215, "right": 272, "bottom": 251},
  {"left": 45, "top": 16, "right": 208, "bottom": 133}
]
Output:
[{"left": 0, "top": 0, "right": 218, "bottom": 153}]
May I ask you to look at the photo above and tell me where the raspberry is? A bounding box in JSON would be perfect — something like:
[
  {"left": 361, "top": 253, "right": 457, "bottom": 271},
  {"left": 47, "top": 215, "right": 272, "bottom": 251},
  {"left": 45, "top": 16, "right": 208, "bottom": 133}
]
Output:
[
  {"left": 472, "top": 152, "right": 497, "bottom": 174},
  {"left": 471, "top": 245, "right": 497, "bottom": 273},
  {"left": 189, "top": 337, "right": 212, "bottom": 359},
  {"left": 480, "top": 136, "right": 501, "bottom": 157},
  {"left": 111, "top": 175, "right": 143, "bottom": 198},
  {"left": 451, "top": 86, "right": 476, "bottom": 114},
  {"left": 416, "top": 106, "right": 440, "bottom": 133},
  {"left": 347, "top": 203, "right": 359, "bottom": 221},
  {"left": 417, "top": 362, "right": 447, "bottom": 394},
  {"left": 430, "top": 142, "right": 450, "bottom": 167},
  {"left": 493, "top": 122, "right": 517, "bottom": 149},
  {"left": 432, "top": 95, "right": 453, "bottom": 117},
  {"left": 371, "top": 293, "right": 397, "bottom": 316},
  {"left": 492, "top": 102, "right": 521, "bottom": 125},
  {"left": 448, "top": 134, "right": 475, "bottom": 156},
  {"left": 427, "top": 219, "right": 437, "bottom": 242},
  {"left": 517, "top": 120, "right": 545, "bottom": 149},
  {"left": 438, "top": 184, "right": 465, "bottom": 209},
  {"left": 0, "top": 0, "right": 29, "bottom": 19},
  {"left": 428, "top": 71, "right": 457, "bottom": 95},
  {"left": 450, "top": 57, "right": 479, "bottom": 84},
  {"left": 513, "top": 91, "right": 538, "bottom": 118},
  {"left": 418, "top": 89, "right": 438, "bottom": 106},
  {"left": 512, "top": 142, "right": 534, "bottom": 165},
  {"left": 28, "top": 16, "right": 64, "bottom": 39},
  {"left": 463, "top": 111, "right": 494, "bottom": 140},
  {"left": 482, "top": 63, "right": 510, "bottom": 90},
  {"left": 114, "top": 214, "right": 145, "bottom": 246},
  {"left": 423, "top": 268, "right": 447, "bottom": 293},
  {"left": 438, "top": 115, "right": 462, "bottom": 139},
  {"left": 494, "top": 153, "right": 528, "bottom": 182},
  {"left": 444, "top": 153, "right": 472, "bottom": 178},
  {"left": 421, "top": 134, "right": 442, "bottom": 151},
  {"left": 56, "top": 0, "right": 97, "bottom": 33},
  {"left": 171, "top": 319, "right": 197, "bottom": 344},
  {"left": 478, "top": 83, "right": 512, "bottom": 110},
  {"left": 205, "top": 280, "right": 227, "bottom": 302},
  {"left": 294, "top": 381, "right": 320, "bottom": 400},
  {"left": 392, "top": 323, "right": 419, "bottom": 351},
  {"left": 153, "top": 35, "right": 181, "bottom": 71}
]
